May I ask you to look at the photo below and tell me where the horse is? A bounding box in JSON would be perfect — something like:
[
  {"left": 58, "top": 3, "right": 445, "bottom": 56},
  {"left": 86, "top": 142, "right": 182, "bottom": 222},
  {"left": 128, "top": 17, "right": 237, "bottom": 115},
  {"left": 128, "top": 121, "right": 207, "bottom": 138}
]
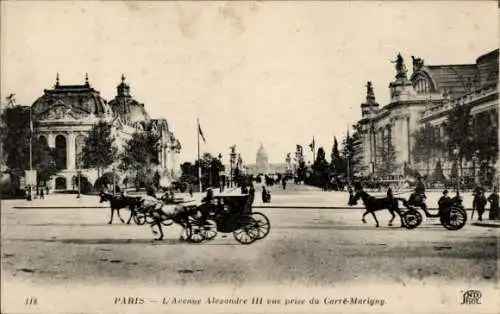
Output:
[
  {"left": 99, "top": 191, "right": 143, "bottom": 224},
  {"left": 146, "top": 203, "right": 199, "bottom": 241},
  {"left": 351, "top": 189, "right": 405, "bottom": 227}
]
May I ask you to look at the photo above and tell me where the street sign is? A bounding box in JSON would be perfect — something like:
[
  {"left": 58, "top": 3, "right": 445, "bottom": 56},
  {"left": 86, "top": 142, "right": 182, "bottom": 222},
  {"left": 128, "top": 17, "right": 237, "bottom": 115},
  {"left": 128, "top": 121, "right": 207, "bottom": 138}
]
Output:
[{"left": 25, "top": 170, "right": 37, "bottom": 186}]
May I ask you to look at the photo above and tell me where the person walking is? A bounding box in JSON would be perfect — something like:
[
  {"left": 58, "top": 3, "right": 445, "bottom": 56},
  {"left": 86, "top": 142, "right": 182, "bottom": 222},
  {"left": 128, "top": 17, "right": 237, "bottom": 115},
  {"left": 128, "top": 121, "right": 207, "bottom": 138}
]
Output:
[
  {"left": 40, "top": 187, "right": 45, "bottom": 200},
  {"left": 472, "top": 186, "right": 487, "bottom": 221},
  {"left": 487, "top": 187, "right": 499, "bottom": 220}
]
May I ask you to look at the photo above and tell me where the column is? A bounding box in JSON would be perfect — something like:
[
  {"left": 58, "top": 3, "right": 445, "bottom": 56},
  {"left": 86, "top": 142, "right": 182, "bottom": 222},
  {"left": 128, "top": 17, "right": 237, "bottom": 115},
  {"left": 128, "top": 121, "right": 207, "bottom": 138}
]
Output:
[
  {"left": 47, "top": 132, "right": 55, "bottom": 149},
  {"left": 67, "top": 132, "right": 76, "bottom": 170}
]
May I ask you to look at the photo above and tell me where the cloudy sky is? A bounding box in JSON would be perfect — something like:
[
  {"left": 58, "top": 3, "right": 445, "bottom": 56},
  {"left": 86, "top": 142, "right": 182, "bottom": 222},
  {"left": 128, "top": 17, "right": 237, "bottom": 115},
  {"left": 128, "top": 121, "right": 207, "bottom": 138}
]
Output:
[{"left": 1, "top": 1, "right": 497, "bottom": 163}]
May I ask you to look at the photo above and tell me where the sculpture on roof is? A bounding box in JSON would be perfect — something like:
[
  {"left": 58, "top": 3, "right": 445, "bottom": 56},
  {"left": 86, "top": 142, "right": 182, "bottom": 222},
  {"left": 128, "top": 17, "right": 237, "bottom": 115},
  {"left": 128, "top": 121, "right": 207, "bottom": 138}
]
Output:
[
  {"left": 391, "top": 53, "right": 407, "bottom": 79},
  {"left": 366, "top": 81, "right": 375, "bottom": 98},
  {"left": 411, "top": 56, "right": 425, "bottom": 72}
]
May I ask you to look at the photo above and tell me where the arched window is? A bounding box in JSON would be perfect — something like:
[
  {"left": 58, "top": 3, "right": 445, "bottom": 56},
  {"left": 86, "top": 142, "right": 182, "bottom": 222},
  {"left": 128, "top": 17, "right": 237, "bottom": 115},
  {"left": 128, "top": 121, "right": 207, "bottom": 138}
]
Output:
[
  {"left": 38, "top": 135, "right": 48, "bottom": 147},
  {"left": 55, "top": 135, "right": 67, "bottom": 169}
]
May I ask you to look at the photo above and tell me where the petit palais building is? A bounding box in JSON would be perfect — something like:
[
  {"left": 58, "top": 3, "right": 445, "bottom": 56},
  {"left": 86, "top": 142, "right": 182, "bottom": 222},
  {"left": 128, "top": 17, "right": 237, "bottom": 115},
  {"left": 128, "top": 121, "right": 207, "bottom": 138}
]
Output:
[{"left": 29, "top": 74, "right": 181, "bottom": 191}]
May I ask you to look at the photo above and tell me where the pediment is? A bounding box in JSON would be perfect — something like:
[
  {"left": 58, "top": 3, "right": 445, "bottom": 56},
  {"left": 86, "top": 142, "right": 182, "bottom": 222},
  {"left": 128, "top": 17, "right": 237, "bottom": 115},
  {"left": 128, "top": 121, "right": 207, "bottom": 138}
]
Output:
[{"left": 37, "top": 104, "right": 83, "bottom": 121}]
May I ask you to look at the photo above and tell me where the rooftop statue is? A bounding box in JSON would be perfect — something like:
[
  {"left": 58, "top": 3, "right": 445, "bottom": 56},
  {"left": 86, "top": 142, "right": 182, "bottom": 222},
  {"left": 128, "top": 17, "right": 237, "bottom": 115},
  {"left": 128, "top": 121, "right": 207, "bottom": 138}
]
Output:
[
  {"left": 391, "top": 53, "right": 407, "bottom": 79},
  {"left": 411, "top": 56, "right": 425, "bottom": 72},
  {"left": 366, "top": 81, "right": 375, "bottom": 98}
]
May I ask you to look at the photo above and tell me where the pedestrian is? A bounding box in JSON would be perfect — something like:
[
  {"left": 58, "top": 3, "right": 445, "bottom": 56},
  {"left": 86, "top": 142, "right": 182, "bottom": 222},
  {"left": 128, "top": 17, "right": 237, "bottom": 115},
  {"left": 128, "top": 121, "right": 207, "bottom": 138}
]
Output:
[
  {"left": 282, "top": 178, "right": 287, "bottom": 190},
  {"left": 249, "top": 184, "right": 255, "bottom": 205},
  {"left": 40, "top": 187, "right": 45, "bottom": 200},
  {"left": 472, "top": 186, "right": 487, "bottom": 221},
  {"left": 487, "top": 187, "right": 499, "bottom": 220},
  {"left": 46, "top": 185, "right": 49, "bottom": 195},
  {"left": 189, "top": 185, "right": 193, "bottom": 198}
]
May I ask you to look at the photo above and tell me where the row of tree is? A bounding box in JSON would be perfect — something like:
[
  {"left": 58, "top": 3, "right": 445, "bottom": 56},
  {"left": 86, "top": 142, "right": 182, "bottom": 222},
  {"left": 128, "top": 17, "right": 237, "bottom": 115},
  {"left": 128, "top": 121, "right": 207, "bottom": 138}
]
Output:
[
  {"left": 294, "top": 127, "right": 365, "bottom": 188},
  {"left": 412, "top": 103, "right": 498, "bottom": 185}
]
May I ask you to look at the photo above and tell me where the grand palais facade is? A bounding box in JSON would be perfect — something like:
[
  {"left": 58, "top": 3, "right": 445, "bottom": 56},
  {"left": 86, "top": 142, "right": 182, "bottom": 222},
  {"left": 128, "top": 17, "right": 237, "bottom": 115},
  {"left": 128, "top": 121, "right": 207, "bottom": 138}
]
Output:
[
  {"left": 356, "top": 49, "right": 498, "bottom": 181},
  {"left": 29, "top": 74, "right": 181, "bottom": 191}
]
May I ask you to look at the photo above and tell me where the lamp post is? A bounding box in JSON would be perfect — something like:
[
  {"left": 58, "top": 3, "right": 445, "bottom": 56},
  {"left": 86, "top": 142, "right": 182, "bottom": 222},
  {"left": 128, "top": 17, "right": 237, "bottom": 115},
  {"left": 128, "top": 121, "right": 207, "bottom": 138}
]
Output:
[
  {"left": 472, "top": 150, "right": 479, "bottom": 186},
  {"left": 452, "top": 145, "right": 460, "bottom": 194},
  {"left": 77, "top": 170, "right": 81, "bottom": 198},
  {"left": 218, "top": 153, "right": 223, "bottom": 192},
  {"left": 346, "top": 151, "right": 351, "bottom": 187},
  {"left": 229, "top": 146, "right": 237, "bottom": 188},
  {"left": 112, "top": 166, "right": 116, "bottom": 196}
]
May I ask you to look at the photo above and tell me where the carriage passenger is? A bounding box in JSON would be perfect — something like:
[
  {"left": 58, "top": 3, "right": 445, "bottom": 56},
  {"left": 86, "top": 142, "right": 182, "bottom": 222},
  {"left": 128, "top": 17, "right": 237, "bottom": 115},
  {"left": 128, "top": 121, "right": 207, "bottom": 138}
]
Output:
[
  {"left": 199, "top": 188, "right": 216, "bottom": 222},
  {"left": 438, "top": 190, "right": 451, "bottom": 215}
]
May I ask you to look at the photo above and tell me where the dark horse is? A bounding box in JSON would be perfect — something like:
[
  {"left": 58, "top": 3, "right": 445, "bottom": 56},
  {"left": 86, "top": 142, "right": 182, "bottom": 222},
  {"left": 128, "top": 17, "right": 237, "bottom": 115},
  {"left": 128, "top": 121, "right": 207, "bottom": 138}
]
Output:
[
  {"left": 351, "top": 189, "right": 404, "bottom": 227},
  {"left": 99, "top": 191, "right": 143, "bottom": 224}
]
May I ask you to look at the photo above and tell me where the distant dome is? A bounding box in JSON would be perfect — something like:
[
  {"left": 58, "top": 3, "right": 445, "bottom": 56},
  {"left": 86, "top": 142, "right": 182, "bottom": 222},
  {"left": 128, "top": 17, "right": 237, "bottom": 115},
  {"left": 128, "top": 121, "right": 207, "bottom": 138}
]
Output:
[
  {"left": 257, "top": 143, "right": 267, "bottom": 157},
  {"left": 31, "top": 74, "right": 110, "bottom": 120},
  {"left": 256, "top": 143, "right": 269, "bottom": 173},
  {"left": 108, "top": 75, "right": 149, "bottom": 124}
]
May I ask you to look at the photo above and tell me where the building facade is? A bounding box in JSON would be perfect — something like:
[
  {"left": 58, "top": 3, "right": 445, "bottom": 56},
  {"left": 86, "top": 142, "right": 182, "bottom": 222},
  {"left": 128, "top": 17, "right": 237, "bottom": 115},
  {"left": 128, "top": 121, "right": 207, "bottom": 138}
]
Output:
[
  {"left": 30, "top": 74, "right": 181, "bottom": 190},
  {"left": 357, "top": 49, "right": 498, "bottom": 181}
]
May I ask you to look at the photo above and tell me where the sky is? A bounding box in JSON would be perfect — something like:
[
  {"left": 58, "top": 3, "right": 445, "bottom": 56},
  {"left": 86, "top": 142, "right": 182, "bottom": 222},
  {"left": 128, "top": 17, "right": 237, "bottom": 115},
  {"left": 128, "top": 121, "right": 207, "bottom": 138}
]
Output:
[{"left": 1, "top": 1, "right": 498, "bottom": 164}]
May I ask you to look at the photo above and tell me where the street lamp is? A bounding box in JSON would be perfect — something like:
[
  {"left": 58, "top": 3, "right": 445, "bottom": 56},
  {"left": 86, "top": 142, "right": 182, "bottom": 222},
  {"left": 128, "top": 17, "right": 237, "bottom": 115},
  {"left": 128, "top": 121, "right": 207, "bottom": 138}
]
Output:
[
  {"left": 229, "top": 146, "right": 237, "bottom": 188},
  {"left": 76, "top": 169, "right": 81, "bottom": 198},
  {"left": 452, "top": 145, "right": 460, "bottom": 194},
  {"left": 218, "top": 153, "right": 224, "bottom": 192},
  {"left": 346, "top": 151, "right": 351, "bottom": 187},
  {"left": 472, "top": 150, "right": 479, "bottom": 186},
  {"left": 112, "top": 166, "right": 116, "bottom": 196}
]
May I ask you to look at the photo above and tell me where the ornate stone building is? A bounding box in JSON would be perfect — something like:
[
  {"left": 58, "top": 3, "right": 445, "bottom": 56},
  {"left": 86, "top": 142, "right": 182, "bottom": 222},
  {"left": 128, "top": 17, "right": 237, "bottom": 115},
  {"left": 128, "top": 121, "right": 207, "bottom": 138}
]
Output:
[
  {"left": 30, "top": 74, "right": 181, "bottom": 190},
  {"left": 357, "top": 49, "right": 498, "bottom": 179}
]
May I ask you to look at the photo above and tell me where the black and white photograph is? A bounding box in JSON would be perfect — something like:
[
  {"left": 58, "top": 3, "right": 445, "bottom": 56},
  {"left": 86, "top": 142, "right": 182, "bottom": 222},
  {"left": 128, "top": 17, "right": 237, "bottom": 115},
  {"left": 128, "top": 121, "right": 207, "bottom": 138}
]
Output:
[{"left": 1, "top": 1, "right": 498, "bottom": 313}]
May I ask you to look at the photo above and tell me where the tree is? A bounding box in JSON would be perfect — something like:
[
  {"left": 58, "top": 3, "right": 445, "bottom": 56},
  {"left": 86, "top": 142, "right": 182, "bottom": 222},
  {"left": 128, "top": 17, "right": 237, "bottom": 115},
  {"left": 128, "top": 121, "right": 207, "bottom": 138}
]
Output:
[
  {"left": 120, "top": 129, "right": 161, "bottom": 188},
  {"left": 0, "top": 106, "right": 31, "bottom": 171},
  {"left": 375, "top": 137, "right": 399, "bottom": 178},
  {"left": 81, "top": 121, "right": 117, "bottom": 177},
  {"left": 412, "top": 123, "right": 442, "bottom": 175},
  {"left": 32, "top": 137, "right": 59, "bottom": 185},
  {"left": 308, "top": 146, "right": 330, "bottom": 187},
  {"left": 341, "top": 125, "right": 365, "bottom": 181},
  {"left": 330, "top": 137, "right": 342, "bottom": 175},
  {"left": 471, "top": 110, "right": 498, "bottom": 164},
  {"left": 443, "top": 104, "right": 475, "bottom": 178},
  {"left": 430, "top": 159, "right": 446, "bottom": 184}
]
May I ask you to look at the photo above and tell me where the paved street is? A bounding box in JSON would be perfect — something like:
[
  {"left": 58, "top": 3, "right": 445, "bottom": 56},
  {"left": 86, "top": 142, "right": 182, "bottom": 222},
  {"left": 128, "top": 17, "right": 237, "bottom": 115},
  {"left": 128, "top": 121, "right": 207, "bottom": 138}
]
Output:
[{"left": 1, "top": 184, "right": 498, "bottom": 289}]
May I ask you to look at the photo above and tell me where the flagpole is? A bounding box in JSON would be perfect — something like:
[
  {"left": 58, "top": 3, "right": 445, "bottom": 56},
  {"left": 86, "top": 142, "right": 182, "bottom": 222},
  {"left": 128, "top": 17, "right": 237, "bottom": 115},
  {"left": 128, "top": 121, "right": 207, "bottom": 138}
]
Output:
[
  {"left": 312, "top": 136, "right": 316, "bottom": 162},
  {"left": 197, "top": 118, "right": 202, "bottom": 193}
]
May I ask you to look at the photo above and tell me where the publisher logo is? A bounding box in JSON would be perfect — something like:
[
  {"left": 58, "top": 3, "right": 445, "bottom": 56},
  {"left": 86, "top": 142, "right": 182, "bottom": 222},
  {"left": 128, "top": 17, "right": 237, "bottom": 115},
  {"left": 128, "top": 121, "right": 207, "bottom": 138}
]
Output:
[{"left": 460, "top": 290, "right": 481, "bottom": 305}]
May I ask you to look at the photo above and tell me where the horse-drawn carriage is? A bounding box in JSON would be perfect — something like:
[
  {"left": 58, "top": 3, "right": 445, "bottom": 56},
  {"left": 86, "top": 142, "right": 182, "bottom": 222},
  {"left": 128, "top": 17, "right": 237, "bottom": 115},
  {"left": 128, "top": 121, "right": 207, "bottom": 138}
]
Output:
[
  {"left": 350, "top": 187, "right": 467, "bottom": 230},
  {"left": 400, "top": 193, "right": 467, "bottom": 230},
  {"left": 99, "top": 191, "right": 271, "bottom": 244}
]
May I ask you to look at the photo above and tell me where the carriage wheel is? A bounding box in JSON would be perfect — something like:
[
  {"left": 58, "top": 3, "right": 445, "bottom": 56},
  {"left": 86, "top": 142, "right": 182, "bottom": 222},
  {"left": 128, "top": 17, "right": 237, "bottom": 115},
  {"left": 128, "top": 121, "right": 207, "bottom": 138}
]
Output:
[
  {"left": 200, "top": 219, "right": 218, "bottom": 240},
  {"left": 440, "top": 206, "right": 467, "bottom": 230},
  {"left": 250, "top": 212, "right": 271, "bottom": 239},
  {"left": 402, "top": 211, "right": 422, "bottom": 229},
  {"left": 187, "top": 224, "right": 205, "bottom": 243},
  {"left": 133, "top": 213, "right": 146, "bottom": 225},
  {"left": 160, "top": 219, "right": 174, "bottom": 226},
  {"left": 233, "top": 216, "right": 258, "bottom": 244}
]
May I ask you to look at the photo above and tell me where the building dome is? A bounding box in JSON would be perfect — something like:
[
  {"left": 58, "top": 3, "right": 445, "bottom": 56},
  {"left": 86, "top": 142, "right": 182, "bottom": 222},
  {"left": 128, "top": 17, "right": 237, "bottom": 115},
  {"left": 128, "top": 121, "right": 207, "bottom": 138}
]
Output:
[
  {"left": 108, "top": 75, "right": 149, "bottom": 124},
  {"left": 256, "top": 143, "right": 269, "bottom": 174},
  {"left": 31, "top": 73, "right": 110, "bottom": 120}
]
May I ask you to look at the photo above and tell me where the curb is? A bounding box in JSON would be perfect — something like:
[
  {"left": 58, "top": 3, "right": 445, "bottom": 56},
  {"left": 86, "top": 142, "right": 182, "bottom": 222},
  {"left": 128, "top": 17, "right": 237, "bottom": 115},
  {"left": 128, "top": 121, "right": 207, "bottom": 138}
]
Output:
[
  {"left": 471, "top": 222, "right": 500, "bottom": 228},
  {"left": 13, "top": 206, "right": 108, "bottom": 209}
]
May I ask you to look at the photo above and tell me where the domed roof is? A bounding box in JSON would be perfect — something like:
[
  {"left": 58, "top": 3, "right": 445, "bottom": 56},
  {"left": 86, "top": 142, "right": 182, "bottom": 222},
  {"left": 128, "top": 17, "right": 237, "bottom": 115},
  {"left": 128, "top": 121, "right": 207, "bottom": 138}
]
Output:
[
  {"left": 257, "top": 143, "right": 267, "bottom": 156},
  {"left": 31, "top": 73, "right": 110, "bottom": 120},
  {"left": 108, "top": 75, "right": 149, "bottom": 124}
]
